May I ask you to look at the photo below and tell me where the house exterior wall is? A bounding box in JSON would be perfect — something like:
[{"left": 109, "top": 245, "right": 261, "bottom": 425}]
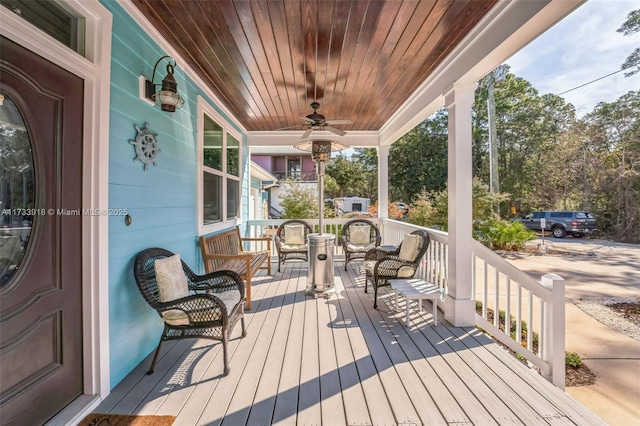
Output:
[
  {"left": 302, "top": 156, "right": 316, "bottom": 179},
  {"left": 252, "top": 155, "right": 271, "bottom": 171},
  {"left": 103, "top": 1, "right": 249, "bottom": 387}
]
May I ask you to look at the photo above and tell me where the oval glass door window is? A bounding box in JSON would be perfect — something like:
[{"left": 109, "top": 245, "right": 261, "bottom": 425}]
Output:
[{"left": 0, "top": 94, "right": 35, "bottom": 286}]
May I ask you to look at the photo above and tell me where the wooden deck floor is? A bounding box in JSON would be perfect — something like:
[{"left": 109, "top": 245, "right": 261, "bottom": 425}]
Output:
[{"left": 95, "top": 258, "right": 604, "bottom": 425}]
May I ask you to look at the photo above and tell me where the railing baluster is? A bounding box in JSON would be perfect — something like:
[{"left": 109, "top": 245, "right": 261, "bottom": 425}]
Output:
[
  {"left": 516, "top": 285, "right": 522, "bottom": 345},
  {"left": 482, "top": 259, "right": 488, "bottom": 319},
  {"left": 505, "top": 277, "right": 511, "bottom": 339},
  {"left": 494, "top": 268, "right": 500, "bottom": 329},
  {"left": 528, "top": 290, "right": 533, "bottom": 351}
]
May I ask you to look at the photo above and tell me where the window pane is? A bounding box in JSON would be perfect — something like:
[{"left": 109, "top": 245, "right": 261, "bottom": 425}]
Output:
[
  {"left": 203, "top": 172, "right": 221, "bottom": 224},
  {"left": 227, "top": 179, "right": 239, "bottom": 219},
  {"left": 0, "top": 95, "right": 35, "bottom": 287},
  {"left": 203, "top": 115, "right": 222, "bottom": 171},
  {"left": 227, "top": 134, "right": 239, "bottom": 177},
  {"left": 288, "top": 158, "right": 301, "bottom": 180},
  {"left": 1, "top": 0, "right": 85, "bottom": 55}
]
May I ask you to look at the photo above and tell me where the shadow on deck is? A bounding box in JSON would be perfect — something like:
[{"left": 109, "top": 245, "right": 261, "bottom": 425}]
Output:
[{"left": 94, "top": 257, "right": 604, "bottom": 425}]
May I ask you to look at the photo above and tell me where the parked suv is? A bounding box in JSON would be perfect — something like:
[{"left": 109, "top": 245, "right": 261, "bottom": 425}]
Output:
[{"left": 515, "top": 211, "right": 597, "bottom": 238}]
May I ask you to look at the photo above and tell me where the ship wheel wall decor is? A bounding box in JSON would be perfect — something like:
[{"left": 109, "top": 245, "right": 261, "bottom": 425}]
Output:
[{"left": 129, "top": 122, "right": 161, "bottom": 170}]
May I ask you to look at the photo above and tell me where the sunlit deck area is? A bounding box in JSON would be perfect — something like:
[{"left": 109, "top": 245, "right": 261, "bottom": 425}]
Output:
[{"left": 94, "top": 257, "right": 603, "bottom": 425}]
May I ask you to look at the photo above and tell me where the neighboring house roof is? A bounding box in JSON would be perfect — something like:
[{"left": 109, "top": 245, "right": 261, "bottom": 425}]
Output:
[
  {"left": 250, "top": 161, "right": 278, "bottom": 181},
  {"left": 250, "top": 146, "right": 310, "bottom": 155}
]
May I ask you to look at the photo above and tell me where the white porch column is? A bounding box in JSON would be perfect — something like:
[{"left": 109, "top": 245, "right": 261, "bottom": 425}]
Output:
[
  {"left": 377, "top": 145, "right": 389, "bottom": 219},
  {"left": 444, "top": 82, "right": 476, "bottom": 327}
]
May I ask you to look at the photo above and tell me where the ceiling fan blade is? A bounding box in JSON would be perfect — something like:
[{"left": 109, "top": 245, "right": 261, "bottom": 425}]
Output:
[
  {"left": 301, "top": 128, "right": 312, "bottom": 139},
  {"left": 300, "top": 116, "right": 314, "bottom": 123},
  {"left": 325, "top": 126, "right": 347, "bottom": 137},
  {"left": 325, "top": 119, "right": 352, "bottom": 125},
  {"left": 275, "top": 125, "right": 305, "bottom": 131}
]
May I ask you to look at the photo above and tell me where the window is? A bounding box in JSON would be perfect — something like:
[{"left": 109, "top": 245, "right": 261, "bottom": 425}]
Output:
[
  {"left": 1, "top": 0, "right": 85, "bottom": 55},
  {"left": 0, "top": 95, "right": 35, "bottom": 286},
  {"left": 288, "top": 158, "right": 301, "bottom": 180},
  {"left": 198, "top": 97, "right": 242, "bottom": 234}
]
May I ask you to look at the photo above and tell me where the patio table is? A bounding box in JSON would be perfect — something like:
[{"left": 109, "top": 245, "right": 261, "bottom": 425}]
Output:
[{"left": 390, "top": 278, "right": 442, "bottom": 326}]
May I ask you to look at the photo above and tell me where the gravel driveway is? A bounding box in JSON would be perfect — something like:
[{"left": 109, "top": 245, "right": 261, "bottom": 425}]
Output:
[{"left": 507, "top": 237, "right": 640, "bottom": 341}]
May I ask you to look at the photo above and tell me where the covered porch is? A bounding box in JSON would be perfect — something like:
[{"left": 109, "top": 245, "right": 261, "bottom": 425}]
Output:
[{"left": 94, "top": 253, "right": 602, "bottom": 425}]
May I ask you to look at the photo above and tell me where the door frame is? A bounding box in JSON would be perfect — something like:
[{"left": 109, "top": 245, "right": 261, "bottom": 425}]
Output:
[{"left": 0, "top": 0, "right": 112, "bottom": 421}]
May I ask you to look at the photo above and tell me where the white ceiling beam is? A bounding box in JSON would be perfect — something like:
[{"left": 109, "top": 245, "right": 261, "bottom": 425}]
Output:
[{"left": 247, "top": 131, "right": 380, "bottom": 148}]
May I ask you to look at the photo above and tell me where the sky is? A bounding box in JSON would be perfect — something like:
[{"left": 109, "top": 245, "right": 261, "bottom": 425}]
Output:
[{"left": 508, "top": 0, "right": 639, "bottom": 116}]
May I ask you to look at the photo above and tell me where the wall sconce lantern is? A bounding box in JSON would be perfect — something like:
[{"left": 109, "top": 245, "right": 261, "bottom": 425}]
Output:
[{"left": 144, "top": 55, "right": 185, "bottom": 112}]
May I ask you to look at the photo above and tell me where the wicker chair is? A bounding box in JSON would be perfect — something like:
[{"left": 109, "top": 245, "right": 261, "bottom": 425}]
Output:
[
  {"left": 340, "top": 219, "right": 381, "bottom": 270},
  {"left": 133, "top": 248, "right": 246, "bottom": 376},
  {"left": 363, "top": 229, "right": 430, "bottom": 308},
  {"left": 274, "top": 220, "right": 313, "bottom": 272}
]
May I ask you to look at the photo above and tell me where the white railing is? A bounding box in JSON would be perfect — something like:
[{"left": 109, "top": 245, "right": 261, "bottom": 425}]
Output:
[
  {"left": 381, "top": 218, "right": 565, "bottom": 389},
  {"left": 245, "top": 218, "right": 565, "bottom": 388}
]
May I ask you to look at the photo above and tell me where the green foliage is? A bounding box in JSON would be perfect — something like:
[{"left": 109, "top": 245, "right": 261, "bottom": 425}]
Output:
[
  {"left": 389, "top": 110, "right": 448, "bottom": 203},
  {"left": 565, "top": 351, "right": 583, "bottom": 368},
  {"left": 618, "top": 9, "right": 640, "bottom": 76},
  {"left": 323, "top": 63, "right": 640, "bottom": 244},
  {"left": 278, "top": 180, "right": 318, "bottom": 219},
  {"left": 323, "top": 175, "right": 340, "bottom": 199},
  {"left": 325, "top": 153, "right": 373, "bottom": 199},
  {"left": 475, "top": 219, "right": 536, "bottom": 251},
  {"left": 406, "top": 178, "right": 510, "bottom": 231},
  {"left": 406, "top": 192, "right": 438, "bottom": 227}
]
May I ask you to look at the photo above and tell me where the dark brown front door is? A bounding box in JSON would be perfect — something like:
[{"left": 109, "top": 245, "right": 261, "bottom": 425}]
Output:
[{"left": 0, "top": 36, "right": 84, "bottom": 425}]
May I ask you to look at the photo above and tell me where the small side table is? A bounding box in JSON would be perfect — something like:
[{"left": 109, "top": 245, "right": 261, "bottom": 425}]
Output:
[
  {"left": 389, "top": 278, "right": 442, "bottom": 326},
  {"left": 376, "top": 245, "right": 397, "bottom": 259}
]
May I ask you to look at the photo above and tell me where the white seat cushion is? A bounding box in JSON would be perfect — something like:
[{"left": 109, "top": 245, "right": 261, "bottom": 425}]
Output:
[
  {"left": 364, "top": 260, "right": 415, "bottom": 278},
  {"left": 346, "top": 242, "right": 375, "bottom": 252},
  {"left": 162, "top": 309, "right": 189, "bottom": 326},
  {"left": 161, "top": 289, "right": 241, "bottom": 326},
  {"left": 155, "top": 253, "right": 188, "bottom": 303},
  {"left": 280, "top": 243, "right": 307, "bottom": 251},
  {"left": 216, "top": 289, "right": 242, "bottom": 314},
  {"left": 364, "top": 260, "right": 377, "bottom": 273}
]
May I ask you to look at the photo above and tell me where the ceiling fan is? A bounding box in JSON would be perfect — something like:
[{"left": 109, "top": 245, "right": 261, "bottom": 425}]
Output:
[{"left": 296, "top": 102, "right": 352, "bottom": 140}]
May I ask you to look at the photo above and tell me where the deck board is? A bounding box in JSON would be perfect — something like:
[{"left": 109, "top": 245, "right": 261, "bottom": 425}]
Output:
[{"left": 94, "top": 257, "right": 606, "bottom": 425}]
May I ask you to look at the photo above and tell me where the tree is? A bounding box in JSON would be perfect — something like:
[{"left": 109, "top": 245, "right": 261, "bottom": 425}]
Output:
[
  {"left": 325, "top": 153, "right": 369, "bottom": 197},
  {"left": 351, "top": 148, "right": 378, "bottom": 201},
  {"left": 474, "top": 70, "right": 578, "bottom": 216},
  {"left": 617, "top": 9, "right": 640, "bottom": 77},
  {"left": 582, "top": 91, "right": 640, "bottom": 242},
  {"left": 278, "top": 180, "right": 318, "bottom": 219},
  {"left": 388, "top": 109, "right": 448, "bottom": 203}
]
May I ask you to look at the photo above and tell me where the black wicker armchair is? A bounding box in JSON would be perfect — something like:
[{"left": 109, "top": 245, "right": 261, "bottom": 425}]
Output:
[
  {"left": 363, "top": 229, "right": 430, "bottom": 308},
  {"left": 133, "top": 248, "right": 246, "bottom": 376},
  {"left": 340, "top": 219, "right": 381, "bottom": 270},
  {"left": 274, "top": 220, "right": 313, "bottom": 272}
]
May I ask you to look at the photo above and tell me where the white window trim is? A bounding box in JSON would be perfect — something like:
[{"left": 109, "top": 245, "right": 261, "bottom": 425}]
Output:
[{"left": 197, "top": 95, "right": 242, "bottom": 235}]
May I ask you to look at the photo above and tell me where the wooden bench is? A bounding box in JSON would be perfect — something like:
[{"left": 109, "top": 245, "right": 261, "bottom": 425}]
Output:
[{"left": 199, "top": 226, "right": 271, "bottom": 310}]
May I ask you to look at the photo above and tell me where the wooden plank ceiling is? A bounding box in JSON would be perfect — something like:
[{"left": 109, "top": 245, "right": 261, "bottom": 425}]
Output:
[{"left": 132, "top": 0, "right": 498, "bottom": 132}]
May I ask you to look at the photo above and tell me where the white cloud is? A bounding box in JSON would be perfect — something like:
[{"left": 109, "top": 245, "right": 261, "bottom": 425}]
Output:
[{"left": 508, "top": 0, "right": 639, "bottom": 115}]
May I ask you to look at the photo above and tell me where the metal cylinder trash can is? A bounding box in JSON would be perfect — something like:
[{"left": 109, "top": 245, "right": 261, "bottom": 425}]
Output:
[{"left": 306, "top": 233, "right": 336, "bottom": 297}]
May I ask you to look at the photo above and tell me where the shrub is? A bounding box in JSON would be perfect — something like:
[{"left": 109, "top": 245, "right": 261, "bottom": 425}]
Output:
[
  {"left": 279, "top": 180, "right": 318, "bottom": 219},
  {"left": 565, "top": 351, "right": 583, "bottom": 368},
  {"left": 475, "top": 219, "right": 536, "bottom": 251}
]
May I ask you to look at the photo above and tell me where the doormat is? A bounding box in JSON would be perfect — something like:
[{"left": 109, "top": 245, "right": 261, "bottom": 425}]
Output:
[{"left": 77, "top": 413, "right": 175, "bottom": 426}]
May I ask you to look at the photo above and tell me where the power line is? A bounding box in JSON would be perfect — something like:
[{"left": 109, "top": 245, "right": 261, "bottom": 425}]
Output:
[{"left": 557, "top": 68, "right": 628, "bottom": 95}]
